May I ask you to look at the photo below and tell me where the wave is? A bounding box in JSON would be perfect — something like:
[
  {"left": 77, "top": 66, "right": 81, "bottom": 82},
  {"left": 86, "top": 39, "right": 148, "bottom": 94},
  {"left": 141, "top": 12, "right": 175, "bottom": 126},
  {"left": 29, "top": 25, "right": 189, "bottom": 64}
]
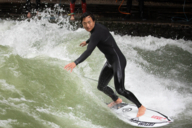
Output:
[{"left": 0, "top": 16, "right": 192, "bottom": 128}]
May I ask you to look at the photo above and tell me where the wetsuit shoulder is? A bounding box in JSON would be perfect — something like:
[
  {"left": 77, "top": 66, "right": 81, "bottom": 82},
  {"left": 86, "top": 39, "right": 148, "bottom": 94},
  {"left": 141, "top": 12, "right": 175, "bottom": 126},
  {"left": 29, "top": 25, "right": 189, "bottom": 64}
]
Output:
[
  {"left": 94, "top": 23, "right": 109, "bottom": 34},
  {"left": 92, "top": 23, "right": 111, "bottom": 42}
]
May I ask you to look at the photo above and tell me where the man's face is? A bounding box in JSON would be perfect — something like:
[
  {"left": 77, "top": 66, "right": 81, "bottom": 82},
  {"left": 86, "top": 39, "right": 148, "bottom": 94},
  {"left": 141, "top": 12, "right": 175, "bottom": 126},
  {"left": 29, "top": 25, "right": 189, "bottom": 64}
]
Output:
[{"left": 82, "top": 16, "right": 95, "bottom": 32}]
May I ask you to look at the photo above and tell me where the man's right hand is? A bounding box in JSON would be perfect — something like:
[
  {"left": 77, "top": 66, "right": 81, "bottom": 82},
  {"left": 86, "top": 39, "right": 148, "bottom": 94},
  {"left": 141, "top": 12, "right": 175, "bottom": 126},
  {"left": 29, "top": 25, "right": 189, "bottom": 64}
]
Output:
[
  {"left": 64, "top": 62, "right": 76, "bottom": 73},
  {"left": 80, "top": 41, "right": 87, "bottom": 47}
]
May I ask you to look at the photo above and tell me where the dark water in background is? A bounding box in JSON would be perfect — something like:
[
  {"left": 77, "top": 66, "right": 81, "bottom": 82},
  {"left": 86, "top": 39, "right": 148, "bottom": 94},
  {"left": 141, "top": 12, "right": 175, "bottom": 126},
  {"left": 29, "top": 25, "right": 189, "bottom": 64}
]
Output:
[{"left": 0, "top": 14, "right": 192, "bottom": 128}]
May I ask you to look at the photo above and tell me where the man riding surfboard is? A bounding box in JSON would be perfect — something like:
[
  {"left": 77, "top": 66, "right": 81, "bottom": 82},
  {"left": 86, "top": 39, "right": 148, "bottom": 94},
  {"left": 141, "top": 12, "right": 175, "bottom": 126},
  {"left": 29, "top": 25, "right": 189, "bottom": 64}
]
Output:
[{"left": 64, "top": 12, "right": 146, "bottom": 117}]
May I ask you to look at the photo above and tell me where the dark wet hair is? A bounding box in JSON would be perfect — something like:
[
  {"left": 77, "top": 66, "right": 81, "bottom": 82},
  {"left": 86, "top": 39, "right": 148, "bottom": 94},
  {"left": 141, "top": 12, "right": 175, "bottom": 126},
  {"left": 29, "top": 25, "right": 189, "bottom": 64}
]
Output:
[{"left": 80, "top": 12, "right": 95, "bottom": 23}]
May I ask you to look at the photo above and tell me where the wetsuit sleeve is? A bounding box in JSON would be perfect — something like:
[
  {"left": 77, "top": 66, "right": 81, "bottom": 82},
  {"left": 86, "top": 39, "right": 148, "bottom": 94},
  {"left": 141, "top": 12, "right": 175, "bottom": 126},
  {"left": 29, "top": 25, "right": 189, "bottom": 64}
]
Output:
[
  {"left": 86, "top": 38, "right": 90, "bottom": 44},
  {"left": 74, "top": 34, "right": 100, "bottom": 65}
]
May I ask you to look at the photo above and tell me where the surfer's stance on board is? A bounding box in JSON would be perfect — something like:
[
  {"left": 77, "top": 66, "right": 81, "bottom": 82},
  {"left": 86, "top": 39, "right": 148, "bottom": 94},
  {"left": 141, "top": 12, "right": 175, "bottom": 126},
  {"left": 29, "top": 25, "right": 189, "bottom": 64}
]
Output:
[{"left": 64, "top": 12, "right": 146, "bottom": 117}]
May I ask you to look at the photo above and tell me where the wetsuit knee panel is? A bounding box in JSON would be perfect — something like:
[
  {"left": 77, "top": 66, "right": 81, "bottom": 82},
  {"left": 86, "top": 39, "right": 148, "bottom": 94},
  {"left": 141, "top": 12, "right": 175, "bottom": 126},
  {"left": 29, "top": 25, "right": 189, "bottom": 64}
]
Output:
[
  {"left": 116, "top": 88, "right": 125, "bottom": 95},
  {"left": 97, "top": 85, "right": 103, "bottom": 91}
]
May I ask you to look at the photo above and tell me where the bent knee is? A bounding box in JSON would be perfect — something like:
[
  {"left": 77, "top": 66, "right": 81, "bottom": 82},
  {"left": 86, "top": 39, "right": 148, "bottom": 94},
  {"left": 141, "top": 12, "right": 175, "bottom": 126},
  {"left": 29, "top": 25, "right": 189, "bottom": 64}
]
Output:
[
  {"left": 116, "top": 89, "right": 131, "bottom": 95},
  {"left": 117, "top": 89, "right": 133, "bottom": 97},
  {"left": 116, "top": 89, "right": 124, "bottom": 95},
  {"left": 97, "top": 85, "right": 103, "bottom": 91}
]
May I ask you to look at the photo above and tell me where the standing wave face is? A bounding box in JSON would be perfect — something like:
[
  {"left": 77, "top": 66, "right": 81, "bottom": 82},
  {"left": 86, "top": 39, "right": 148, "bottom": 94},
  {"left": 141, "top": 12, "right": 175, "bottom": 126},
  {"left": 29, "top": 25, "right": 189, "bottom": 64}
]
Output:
[{"left": 0, "top": 16, "right": 192, "bottom": 128}]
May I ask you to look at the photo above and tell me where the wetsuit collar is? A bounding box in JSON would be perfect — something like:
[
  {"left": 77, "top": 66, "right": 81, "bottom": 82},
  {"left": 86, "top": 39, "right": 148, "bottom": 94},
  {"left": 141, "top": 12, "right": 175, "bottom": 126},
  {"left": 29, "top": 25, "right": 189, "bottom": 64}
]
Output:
[{"left": 90, "top": 23, "right": 96, "bottom": 34}]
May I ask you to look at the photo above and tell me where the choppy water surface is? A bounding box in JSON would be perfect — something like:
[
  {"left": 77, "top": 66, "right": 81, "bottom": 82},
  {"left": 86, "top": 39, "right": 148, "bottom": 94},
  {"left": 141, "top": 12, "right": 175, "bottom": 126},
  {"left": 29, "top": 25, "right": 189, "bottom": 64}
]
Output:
[{"left": 0, "top": 15, "right": 192, "bottom": 128}]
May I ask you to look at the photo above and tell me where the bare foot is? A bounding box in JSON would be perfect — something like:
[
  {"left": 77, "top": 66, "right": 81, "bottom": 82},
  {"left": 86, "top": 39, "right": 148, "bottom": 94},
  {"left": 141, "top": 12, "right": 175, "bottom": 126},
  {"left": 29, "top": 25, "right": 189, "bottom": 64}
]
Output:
[
  {"left": 137, "top": 105, "right": 146, "bottom": 117},
  {"left": 70, "top": 15, "right": 75, "bottom": 21},
  {"left": 107, "top": 98, "right": 122, "bottom": 108}
]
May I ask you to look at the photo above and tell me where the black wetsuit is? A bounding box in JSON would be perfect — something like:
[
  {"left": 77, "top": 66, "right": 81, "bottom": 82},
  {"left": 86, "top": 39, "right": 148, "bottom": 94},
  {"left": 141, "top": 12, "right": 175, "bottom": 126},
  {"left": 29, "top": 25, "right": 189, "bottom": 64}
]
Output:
[
  {"left": 26, "top": 0, "right": 40, "bottom": 13},
  {"left": 74, "top": 23, "right": 142, "bottom": 108}
]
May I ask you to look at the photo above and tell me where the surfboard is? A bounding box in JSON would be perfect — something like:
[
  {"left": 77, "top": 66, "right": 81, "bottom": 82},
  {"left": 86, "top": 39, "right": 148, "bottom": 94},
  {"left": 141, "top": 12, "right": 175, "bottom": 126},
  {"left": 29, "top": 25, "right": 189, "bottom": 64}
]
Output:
[{"left": 108, "top": 102, "right": 173, "bottom": 127}]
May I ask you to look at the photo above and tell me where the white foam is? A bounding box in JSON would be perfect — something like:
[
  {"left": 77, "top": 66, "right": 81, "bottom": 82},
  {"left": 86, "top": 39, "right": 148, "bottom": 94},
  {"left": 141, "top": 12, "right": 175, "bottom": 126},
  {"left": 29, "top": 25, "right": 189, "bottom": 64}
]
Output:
[
  {"left": 0, "top": 79, "right": 22, "bottom": 95},
  {"left": 36, "top": 107, "right": 105, "bottom": 128},
  {"left": 113, "top": 34, "right": 192, "bottom": 54},
  {"left": 0, "top": 17, "right": 76, "bottom": 61},
  {"left": 112, "top": 34, "right": 192, "bottom": 118},
  {"left": 8, "top": 97, "right": 34, "bottom": 103},
  {"left": 0, "top": 80, "right": 16, "bottom": 91},
  {"left": 0, "top": 119, "right": 18, "bottom": 128}
]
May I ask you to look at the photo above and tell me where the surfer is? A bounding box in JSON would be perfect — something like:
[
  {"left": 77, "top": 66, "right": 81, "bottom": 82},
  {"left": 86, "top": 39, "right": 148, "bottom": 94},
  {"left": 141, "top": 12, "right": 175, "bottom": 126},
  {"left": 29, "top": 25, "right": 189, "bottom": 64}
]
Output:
[{"left": 64, "top": 12, "right": 146, "bottom": 117}]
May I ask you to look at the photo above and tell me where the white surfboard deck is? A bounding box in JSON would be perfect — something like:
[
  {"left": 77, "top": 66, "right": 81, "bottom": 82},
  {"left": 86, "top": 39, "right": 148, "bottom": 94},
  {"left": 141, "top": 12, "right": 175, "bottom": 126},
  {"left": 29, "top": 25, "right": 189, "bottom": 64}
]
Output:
[{"left": 108, "top": 102, "right": 173, "bottom": 127}]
